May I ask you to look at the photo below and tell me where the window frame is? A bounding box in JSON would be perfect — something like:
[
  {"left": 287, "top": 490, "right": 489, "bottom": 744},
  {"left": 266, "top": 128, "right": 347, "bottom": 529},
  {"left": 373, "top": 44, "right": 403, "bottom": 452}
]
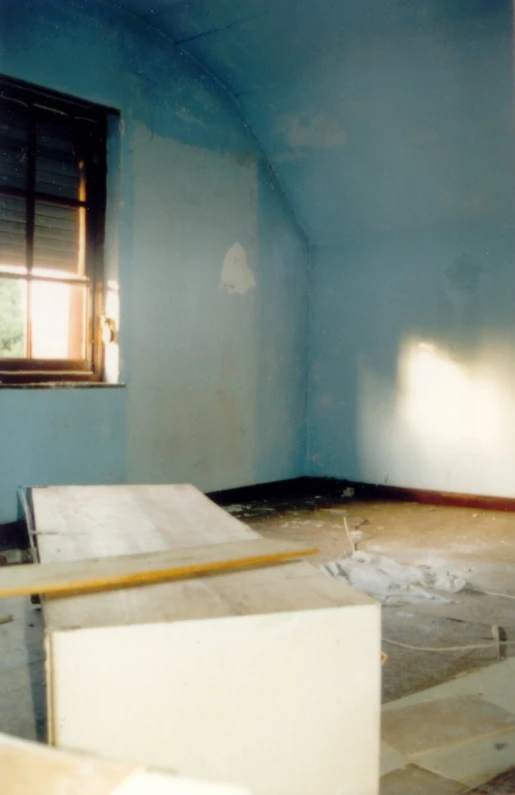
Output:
[{"left": 0, "top": 75, "right": 111, "bottom": 385}]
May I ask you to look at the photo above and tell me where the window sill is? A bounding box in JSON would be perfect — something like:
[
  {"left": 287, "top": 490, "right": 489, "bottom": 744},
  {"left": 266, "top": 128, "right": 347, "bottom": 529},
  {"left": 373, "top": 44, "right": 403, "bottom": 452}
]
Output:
[{"left": 0, "top": 382, "right": 126, "bottom": 390}]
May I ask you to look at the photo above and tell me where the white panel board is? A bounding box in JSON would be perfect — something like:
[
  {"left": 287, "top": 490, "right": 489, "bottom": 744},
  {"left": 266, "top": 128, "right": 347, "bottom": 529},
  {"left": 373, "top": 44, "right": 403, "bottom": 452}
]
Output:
[{"left": 49, "top": 606, "right": 381, "bottom": 795}]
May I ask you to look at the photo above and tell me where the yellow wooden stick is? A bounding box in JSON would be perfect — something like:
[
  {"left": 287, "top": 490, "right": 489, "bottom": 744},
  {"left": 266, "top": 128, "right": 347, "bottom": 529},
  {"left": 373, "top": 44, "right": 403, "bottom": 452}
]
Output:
[{"left": 0, "top": 539, "right": 318, "bottom": 599}]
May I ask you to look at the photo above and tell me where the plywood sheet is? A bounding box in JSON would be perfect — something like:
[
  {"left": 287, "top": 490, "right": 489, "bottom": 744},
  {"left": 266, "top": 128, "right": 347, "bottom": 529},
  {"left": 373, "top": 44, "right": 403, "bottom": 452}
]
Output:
[
  {"left": 1, "top": 731, "right": 129, "bottom": 795},
  {"left": 0, "top": 732, "right": 250, "bottom": 795},
  {"left": 32, "top": 485, "right": 375, "bottom": 631},
  {"left": 113, "top": 772, "right": 250, "bottom": 795},
  {"left": 0, "top": 539, "right": 317, "bottom": 598}
]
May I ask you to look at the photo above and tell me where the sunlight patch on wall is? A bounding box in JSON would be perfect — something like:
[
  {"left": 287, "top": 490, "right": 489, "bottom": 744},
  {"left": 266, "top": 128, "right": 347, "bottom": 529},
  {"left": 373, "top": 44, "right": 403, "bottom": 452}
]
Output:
[
  {"left": 397, "top": 340, "right": 504, "bottom": 447},
  {"left": 356, "top": 340, "right": 515, "bottom": 494}
]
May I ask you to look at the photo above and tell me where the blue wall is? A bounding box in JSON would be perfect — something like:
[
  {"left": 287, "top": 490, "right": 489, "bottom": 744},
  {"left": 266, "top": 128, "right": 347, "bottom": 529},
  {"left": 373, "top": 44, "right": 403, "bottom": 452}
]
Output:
[
  {"left": 166, "top": 0, "right": 515, "bottom": 497},
  {"left": 0, "top": 387, "right": 126, "bottom": 523},
  {"left": 1, "top": 0, "right": 513, "bottom": 516},
  {"left": 0, "top": 0, "right": 309, "bottom": 522},
  {"left": 307, "top": 2, "right": 515, "bottom": 496}
]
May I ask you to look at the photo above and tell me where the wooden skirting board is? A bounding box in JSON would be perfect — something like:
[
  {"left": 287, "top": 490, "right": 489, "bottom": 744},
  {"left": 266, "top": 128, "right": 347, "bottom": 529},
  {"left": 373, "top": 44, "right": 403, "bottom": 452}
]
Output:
[{"left": 0, "top": 538, "right": 317, "bottom": 599}]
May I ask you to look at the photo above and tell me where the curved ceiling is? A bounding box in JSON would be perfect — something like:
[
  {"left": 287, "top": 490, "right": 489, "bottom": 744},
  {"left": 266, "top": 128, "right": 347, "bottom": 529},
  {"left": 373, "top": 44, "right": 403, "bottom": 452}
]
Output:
[{"left": 117, "top": 0, "right": 512, "bottom": 247}]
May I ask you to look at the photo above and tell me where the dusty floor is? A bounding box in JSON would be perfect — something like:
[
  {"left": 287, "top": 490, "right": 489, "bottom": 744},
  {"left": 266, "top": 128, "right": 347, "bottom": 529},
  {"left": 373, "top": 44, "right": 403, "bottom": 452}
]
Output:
[
  {"left": 217, "top": 491, "right": 515, "bottom": 702},
  {"left": 1, "top": 488, "right": 515, "bottom": 748}
]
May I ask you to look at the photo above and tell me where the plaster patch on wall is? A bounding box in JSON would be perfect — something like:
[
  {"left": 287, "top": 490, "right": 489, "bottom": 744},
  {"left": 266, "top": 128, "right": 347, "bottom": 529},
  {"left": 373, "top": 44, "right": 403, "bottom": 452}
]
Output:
[
  {"left": 278, "top": 112, "right": 347, "bottom": 149},
  {"left": 220, "top": 242, "right": 256, "bottom": 294}
]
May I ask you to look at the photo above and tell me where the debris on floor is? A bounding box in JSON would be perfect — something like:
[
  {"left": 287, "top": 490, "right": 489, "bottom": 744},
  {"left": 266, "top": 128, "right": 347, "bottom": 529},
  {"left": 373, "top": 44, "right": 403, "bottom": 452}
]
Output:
[
  {"left": 225, "top": 504, "right": 246, "bottom": 514},
  {"left": 321, "top": 551, "right": 468, "bottom": 605},
  {"left": 467, "top": 765, "right": 515, "bottom": 793},
  {"left": 225, "top": 503, "right": 276, "bottom": 518}
]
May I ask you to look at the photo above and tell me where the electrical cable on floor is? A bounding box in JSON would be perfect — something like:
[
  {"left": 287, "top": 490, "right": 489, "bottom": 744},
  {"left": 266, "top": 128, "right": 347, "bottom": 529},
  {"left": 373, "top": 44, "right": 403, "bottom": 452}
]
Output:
[
  {"left": 480, "top": 589, "right": 515, "bottom": 600},
  {"left": 382, "top": 587, "right": 515, "bottom": 657},
  {"left": 382, "top": 637, "right": 515, "bottom": 653},
  {"left": 343, "top": 517, "right": 356, "bottom": 554}
]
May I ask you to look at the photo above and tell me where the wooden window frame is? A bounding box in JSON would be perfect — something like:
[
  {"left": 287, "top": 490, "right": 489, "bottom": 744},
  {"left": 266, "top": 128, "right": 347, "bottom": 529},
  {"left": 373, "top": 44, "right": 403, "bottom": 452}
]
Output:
[{"left": 0, "top": 75, "right": 110, "bottom": 385}]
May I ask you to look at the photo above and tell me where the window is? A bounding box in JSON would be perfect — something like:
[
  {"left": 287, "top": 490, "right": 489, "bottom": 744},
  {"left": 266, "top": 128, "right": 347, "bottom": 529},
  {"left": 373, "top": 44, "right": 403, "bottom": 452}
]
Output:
[{"left": 0, "top": 76, "right": 109, "bottom": 383}]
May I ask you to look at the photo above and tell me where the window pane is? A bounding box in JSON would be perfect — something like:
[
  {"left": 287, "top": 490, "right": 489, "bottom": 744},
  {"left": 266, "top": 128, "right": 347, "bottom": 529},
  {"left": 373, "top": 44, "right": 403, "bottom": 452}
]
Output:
[
  {"left": 0, "top": 98, "right": 28, "bottom": 190},
  {"left": 34, "top": 202, "right": 84, "bottom": 275},
  {"left": 0, "top": 277, "right": 27, "bottom": 358},
  {"left": 30, "top": 279, "right": 87, "bottom": 360},
  {"left": 0, "top": 195, "right": 26, "bottom": 268},
  {"left": 36, "top": 113, "right": 83, "bottom": 201}
]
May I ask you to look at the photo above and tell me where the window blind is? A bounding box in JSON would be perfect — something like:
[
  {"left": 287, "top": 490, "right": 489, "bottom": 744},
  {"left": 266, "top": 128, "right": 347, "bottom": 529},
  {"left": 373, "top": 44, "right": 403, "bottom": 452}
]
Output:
[
  {"left": 0, "top": 76, "right": 108, "bottom": 378},
  {"left": 0, "top": 90, "right": 104, "bottom": 278}
]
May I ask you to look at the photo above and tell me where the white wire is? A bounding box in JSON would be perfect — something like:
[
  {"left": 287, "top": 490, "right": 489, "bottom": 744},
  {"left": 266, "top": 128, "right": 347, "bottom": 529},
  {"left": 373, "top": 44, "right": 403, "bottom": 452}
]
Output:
[
  {"left": 383, "top": 637, "right": 515, "bottom": 653},
  {"left": 342, "top": 517, "right": 356, "bottom": 554},
  {"left": 382, "top": 587, "right": 515, "bottom": 652},
  {"left": 480, "top": 589, "right": 515, "bottom": 600}
]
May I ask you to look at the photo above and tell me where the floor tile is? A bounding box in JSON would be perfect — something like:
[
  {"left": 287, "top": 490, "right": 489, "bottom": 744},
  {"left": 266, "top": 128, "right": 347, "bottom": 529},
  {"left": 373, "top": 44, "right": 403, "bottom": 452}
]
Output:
[
  {"left": 379, "top": 764, "right": 465, "bottom": 794},
  {"left": 413, "top": 730, "right": 515, "bottom": 788},
  {"left": 380, "top": 742, "right": 406, "bottom": 776},
  {"left": 382, "top": 695, "right": 515, "bottom": 756},
  {"left": 383, "top": 660, "right": 515, "bottom": 716}
]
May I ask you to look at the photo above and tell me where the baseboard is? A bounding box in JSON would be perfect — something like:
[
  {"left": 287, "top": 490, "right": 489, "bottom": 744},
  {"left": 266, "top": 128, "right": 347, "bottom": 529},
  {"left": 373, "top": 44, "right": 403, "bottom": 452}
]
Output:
[
  {"left": 209, "top": 476, "right": 515, "bottom": 513},
  {"left": 207, "top": 476, "right": 316, "bottom": 505},
  {"left": 346, "top": 481, "right": 515, "bottom": 512},
  {"left": 0, "top": 519, "right": 29, "bottom": 551}
]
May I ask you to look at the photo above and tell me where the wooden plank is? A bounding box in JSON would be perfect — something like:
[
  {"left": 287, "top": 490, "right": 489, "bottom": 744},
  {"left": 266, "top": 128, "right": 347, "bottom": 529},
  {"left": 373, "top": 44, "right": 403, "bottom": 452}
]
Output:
[
  {"left": 1, "top": 731, "right": 131, "bottom": 795},
  {"left": 32, "top": 485, "right": 373, "bottom": 632},
  {"left": 0, "top": 731, "right": 250, "bottom": 795},
  {"left": 0, "top": 539, "right": 317, "bottom": 598}
]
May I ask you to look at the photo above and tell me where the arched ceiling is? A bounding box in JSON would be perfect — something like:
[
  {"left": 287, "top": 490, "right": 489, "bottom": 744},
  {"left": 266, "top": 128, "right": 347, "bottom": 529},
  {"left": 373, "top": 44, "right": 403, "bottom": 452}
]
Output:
[{"left": 116, "top": 0, "right": 512, "bottom": 247}]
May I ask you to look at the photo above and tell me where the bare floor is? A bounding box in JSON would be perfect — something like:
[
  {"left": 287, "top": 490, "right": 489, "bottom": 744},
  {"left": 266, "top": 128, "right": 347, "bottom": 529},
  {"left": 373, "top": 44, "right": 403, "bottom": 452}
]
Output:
[
  {"left": 1, "top": 490, "right": 515, "bottom": 741},
  {"left": 224, "top": 492, "right": 515, "bottom": 703}
]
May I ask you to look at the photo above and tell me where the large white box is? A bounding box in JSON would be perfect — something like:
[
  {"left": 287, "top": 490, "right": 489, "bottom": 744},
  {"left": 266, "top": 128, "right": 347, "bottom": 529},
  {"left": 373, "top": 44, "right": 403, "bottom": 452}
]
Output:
[{"left": 32, "top": 485, "right": 381, "bottom": 795}]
